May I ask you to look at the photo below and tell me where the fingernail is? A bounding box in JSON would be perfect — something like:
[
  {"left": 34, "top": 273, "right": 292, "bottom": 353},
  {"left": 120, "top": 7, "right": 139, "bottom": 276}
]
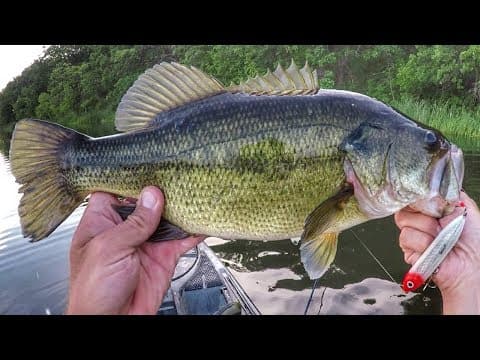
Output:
[{"left": 140, "top": 189, "right": 157, "bottom": 210}]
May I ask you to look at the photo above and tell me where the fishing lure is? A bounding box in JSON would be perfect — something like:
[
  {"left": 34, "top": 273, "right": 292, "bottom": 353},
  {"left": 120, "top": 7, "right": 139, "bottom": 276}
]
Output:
[{"left": 401, "top": 204, "right": 467, "bottom": 293}]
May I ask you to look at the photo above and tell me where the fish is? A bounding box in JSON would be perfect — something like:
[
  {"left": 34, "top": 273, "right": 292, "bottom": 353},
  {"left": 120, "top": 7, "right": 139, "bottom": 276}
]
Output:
[
  {"left": 401, "top": 204, "right": 467, "bottom": 293},
  {"left": 9, "top": 60, "right": 465, "bottom": 280}
]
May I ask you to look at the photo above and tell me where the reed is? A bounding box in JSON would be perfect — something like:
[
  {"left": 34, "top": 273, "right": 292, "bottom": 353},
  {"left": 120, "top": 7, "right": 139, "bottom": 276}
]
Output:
[{"left": 390, "top": 97, "right": 480, "bottom": 149}]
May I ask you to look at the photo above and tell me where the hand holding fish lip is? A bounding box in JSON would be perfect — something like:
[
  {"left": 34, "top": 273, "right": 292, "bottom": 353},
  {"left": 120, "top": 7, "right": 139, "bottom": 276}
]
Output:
[
  {"left": 67, "top": 186, "right": 205, "bottom": 315},
  {"left": 395, "top": 191, "right": 480, "bottom": 314}
]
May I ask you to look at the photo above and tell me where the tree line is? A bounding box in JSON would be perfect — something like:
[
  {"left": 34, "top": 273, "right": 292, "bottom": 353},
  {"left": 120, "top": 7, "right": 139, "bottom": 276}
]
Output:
[{"left": 1, "top": 45, "right": 479, "bottom": 137}]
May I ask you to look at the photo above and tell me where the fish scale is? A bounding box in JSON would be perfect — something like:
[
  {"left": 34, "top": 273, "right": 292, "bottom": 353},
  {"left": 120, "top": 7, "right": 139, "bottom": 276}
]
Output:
[{"left": 64, "top": 93, "right": 355, "bottom": 240}]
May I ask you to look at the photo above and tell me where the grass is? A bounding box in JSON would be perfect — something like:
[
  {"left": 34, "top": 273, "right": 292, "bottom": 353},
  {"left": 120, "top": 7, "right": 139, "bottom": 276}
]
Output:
[{"left": 390, "top": 97, "right": 480, "bottom": 151}]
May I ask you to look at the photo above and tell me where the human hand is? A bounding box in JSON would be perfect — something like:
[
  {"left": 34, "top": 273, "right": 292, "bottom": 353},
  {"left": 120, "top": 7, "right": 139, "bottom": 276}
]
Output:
[
  {"left": 394, "top": 191, "right": 480, "bottom": 314},
  {"left": 66, "top": 186, "right": 205, "bottom": 315}
]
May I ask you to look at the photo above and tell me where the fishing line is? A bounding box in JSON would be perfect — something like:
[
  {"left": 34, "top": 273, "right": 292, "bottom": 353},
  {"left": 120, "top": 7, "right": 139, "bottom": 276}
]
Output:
[
  {"left": 317, "top": 286, "right": 328, "bottom": 315},
  {"left": 351, "top": 229, "right": 397, "bottom": 283},
  {"left": 305, "top": 230, "right": 397, "bottom": 315},
  {"left": 304, "top": 278, "right": 319, "bottom": 315}
]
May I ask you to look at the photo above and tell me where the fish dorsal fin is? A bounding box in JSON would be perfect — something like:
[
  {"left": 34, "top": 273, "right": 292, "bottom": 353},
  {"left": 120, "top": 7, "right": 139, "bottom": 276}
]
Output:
[
  {"left": 115, "top": 62, "right": 225, "bottom": 132},
  {"left": 228, "top": 60, "right": 319, "bottom": 96}
]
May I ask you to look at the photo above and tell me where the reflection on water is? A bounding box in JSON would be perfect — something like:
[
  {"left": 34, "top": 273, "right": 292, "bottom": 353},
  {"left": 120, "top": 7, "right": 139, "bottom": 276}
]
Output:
[
  {"left": 206, "top": 223, "right": 444, "bottom": 315},
  {"left": 0, "top": 126, "right": 479, "bottom": 314}
]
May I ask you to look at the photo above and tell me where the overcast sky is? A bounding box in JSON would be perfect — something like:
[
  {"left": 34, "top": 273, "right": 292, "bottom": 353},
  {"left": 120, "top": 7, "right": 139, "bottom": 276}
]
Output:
[{"left": 0, "top": 45, "right": 49, "bottom": 92}]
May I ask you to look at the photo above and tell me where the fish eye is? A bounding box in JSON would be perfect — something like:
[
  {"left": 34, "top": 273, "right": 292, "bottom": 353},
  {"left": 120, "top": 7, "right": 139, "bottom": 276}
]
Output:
[
  {"left": 424, "top": 131, "right": 437, "bottom": 146},
  {"left": 406, "top": 281, "right": 414, "bottom": 289}
]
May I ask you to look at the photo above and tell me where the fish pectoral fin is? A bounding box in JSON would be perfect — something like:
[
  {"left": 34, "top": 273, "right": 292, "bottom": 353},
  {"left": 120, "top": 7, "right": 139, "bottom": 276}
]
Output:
[
  {"left": 300, "top": 232, "right": 339, "bottom": 280},
  {"left": 115, "top": 62, "right": 225, "bottom": 132},
  {"left": 302, "top": 183, "right": 354, "bottom": 240},
  {"left": 228, "top": 59, "right": 319, "bottom": 96},
  {"left": 112, "top": 204, "right": 191, "bottom": 242},
  {"left": 300, "top": 183, "right": 353, "bottom": 279}
]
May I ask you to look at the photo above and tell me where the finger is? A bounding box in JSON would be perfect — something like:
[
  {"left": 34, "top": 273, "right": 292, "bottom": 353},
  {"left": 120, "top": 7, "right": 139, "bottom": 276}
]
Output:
[
  {"left": 85, "top": 192, "right": 124, "bottom": 226},
  {"left": 403, "top": 205, "right": 420, "bottom": 213},
  {"left": 122, "top": 197, "right": 138, "bottom": 205},
  {"left": 460, "top": 191, "right": 479, "bottom": 211},
  {"left": 394, "top": 210, "right": 441, "bottom": 237},
  {"left": 399, "top": 227, "right": 434, "bottom": 253},
  {"left": 87, "top": 192, "right": 122, "bottom": 214},
  {"left": 72, "top": 192, "right": 122, "bottom": 248},
  {"left": 438, "top": 205, "right": 465, "bottom": 228},
  {"left": 438, "top": 191, "right": 477, "bottom": 227},
  {"left": 434, "top": 190, "right": 477, "bottom": 229},
  {"left": 102, "top": 186, "right": 164, "bottom": 250},
  {"left": 173, "top": 235, "right": 206, "bottom": 259},
  {"left": 141, "top": 235, "right": 206, "bottom": 274},
  {"left": 404, "top": 250, "right": 420, "bottom": 266},
  {"left": 147, "top": 235, "right": 206, "bottom": 260}
]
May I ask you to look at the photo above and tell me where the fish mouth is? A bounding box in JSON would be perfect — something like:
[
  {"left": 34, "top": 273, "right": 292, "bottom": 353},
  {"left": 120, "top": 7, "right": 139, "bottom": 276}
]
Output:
[
  {"left": 345, "top": 143, "right": 465, "bottom": 220},
  {"left": 410, "top": 144, "right": 464, "bottom": 218}
]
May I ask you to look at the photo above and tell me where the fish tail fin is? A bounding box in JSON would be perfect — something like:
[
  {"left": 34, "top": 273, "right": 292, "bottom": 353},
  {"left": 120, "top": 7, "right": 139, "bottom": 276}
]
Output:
[{"left": 9, "top": 119, "right": 88, "bottom": 242}]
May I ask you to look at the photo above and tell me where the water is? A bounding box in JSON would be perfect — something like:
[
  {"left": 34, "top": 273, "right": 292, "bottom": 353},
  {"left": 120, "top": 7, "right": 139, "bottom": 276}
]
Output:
[{"left": 0, "top": 127, "right": 479, "bottom": 315}]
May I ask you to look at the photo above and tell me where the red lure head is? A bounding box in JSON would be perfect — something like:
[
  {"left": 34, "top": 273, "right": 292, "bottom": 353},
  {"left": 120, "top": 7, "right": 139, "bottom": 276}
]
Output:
[{"left": 401, "top": 272, "right": 425, "bottom": 293}]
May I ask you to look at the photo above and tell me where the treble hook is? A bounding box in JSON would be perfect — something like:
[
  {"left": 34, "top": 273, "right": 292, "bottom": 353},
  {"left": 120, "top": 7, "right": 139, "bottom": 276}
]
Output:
[{"left": 422, "top": 268, "right": 439, "bottom": 291}]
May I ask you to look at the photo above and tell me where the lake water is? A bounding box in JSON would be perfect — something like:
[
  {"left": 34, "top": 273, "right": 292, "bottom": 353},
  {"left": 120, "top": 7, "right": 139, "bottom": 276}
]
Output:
[{"left": 0, "top": 127, "right": 479, "bottom": 315}]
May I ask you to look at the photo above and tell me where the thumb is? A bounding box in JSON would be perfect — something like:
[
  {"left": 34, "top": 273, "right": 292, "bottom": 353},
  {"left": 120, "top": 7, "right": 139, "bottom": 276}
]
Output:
[
  {"left": 439, "top": 191, "right": 477, "bottom": 228},
  {"left": 110, "top": 186, "right": 164, "bottom": 249},
  {"left": 460, "top": 190, "right": 479, "bottom": 211}
]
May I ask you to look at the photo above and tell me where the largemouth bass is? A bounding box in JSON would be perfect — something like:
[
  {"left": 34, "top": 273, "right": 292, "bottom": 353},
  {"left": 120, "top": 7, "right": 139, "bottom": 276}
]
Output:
[{"left": 9, "top": 61, "right": 464, "bottom": 279}]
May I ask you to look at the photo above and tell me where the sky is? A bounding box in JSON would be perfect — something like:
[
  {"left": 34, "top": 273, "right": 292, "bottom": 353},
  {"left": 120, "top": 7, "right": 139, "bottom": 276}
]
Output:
[{"left": 0, "top": 45, "right": 49, "bottom": 92}]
